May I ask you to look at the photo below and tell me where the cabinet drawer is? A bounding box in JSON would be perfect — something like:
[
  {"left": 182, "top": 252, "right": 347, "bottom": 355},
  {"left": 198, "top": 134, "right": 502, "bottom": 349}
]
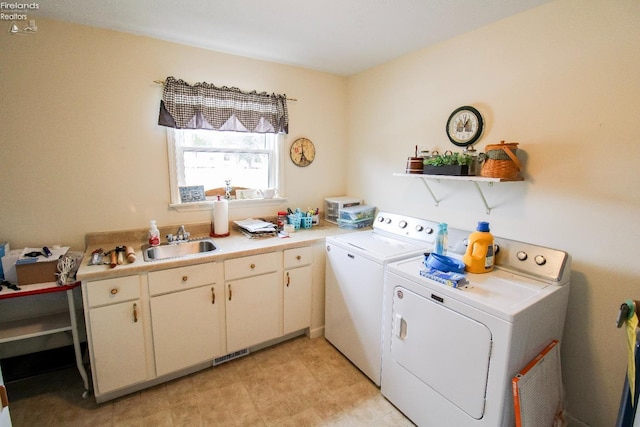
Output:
[
  {"left": 224, "top": 252, "right": 282, "bottom": 280},
  {"left": 86, "top": 275, "right": 141, "bottom": 308},
  {"left": 148, "top": 262, "right": 218, "bottom": 296},
  {"left": 284, "top": 246, "right": 313, "bottom": 269}
]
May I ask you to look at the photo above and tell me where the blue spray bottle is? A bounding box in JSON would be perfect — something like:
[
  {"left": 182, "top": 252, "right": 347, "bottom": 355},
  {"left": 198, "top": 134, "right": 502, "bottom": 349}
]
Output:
[{"left": 434, "top": 223, "right": 448, "bottom": 255}]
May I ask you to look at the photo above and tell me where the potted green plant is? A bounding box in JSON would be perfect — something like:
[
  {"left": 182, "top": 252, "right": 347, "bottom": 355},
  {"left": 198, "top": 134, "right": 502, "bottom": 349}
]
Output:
[{"left": 423, "top": 152, "right": 472, "bottom": 176}]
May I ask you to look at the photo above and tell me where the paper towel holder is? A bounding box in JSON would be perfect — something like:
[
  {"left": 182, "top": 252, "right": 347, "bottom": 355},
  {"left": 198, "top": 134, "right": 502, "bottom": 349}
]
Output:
[{"left": 210, "top": 195, "right": 231, "bottom": 238}]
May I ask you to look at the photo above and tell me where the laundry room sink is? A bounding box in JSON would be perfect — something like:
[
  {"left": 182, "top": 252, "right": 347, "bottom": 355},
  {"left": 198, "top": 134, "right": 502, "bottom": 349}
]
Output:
[{"left": 142, "top": 238, "right": 218, "bottom": 262}]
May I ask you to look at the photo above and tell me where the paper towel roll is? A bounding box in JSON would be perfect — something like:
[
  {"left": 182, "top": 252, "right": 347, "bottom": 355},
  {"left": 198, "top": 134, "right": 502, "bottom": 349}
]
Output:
[{"left": 212, "top": 198, "right": 229, "bottom": 236}]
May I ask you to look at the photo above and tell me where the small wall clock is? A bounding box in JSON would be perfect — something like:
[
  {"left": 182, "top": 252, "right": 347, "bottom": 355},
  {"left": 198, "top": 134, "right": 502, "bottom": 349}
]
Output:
[
  {"left": 446, "top": 106, "right": 484, "bottom": 147},
  {"left": 290, "top": 137, "right": 315, "bottom": 167}
]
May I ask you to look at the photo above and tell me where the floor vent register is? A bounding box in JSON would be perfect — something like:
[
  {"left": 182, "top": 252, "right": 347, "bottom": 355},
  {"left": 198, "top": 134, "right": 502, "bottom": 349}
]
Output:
[{"left": 213, "top": 348, "right": 249, "bottom": 366}]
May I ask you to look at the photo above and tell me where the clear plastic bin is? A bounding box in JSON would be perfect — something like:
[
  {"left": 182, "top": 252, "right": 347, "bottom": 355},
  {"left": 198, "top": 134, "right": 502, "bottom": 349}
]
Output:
[
  {"left": 337, "top": 217, "right": 374, "bottom": 229},
  {"left": 339, "top": 205, "right": 376, "bottom": 221}
]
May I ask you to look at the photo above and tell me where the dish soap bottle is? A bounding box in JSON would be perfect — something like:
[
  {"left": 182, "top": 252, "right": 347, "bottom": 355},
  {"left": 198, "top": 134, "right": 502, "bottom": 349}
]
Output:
[
  {"left": 434, "top": 223, "right": 448, "bottom": 255},
  {"left": 149, "top": 220, "right": 160, "bottom": 246},
  {"left": 463, "top": 221, "right": 495, "bottom": 273}
]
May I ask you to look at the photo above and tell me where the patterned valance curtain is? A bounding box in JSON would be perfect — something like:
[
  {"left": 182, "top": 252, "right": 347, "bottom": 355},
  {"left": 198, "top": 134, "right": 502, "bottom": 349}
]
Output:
[{"left": 158, "top": 76, "right": 288, "bottom": 134}]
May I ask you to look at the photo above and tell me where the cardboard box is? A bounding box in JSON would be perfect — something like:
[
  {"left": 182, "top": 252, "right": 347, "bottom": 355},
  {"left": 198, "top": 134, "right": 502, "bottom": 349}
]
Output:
[
  {"left": 16, "top": 259, "right": 60, "bottom": 285},
  {"left": 14, "top": 247, "right": 70, "bottom": 285}
]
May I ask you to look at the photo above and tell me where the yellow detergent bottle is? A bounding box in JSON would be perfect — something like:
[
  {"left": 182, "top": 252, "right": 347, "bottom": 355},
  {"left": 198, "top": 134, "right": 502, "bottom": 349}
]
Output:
[{"left": 463, "top": 221, "right": 495, "bottom": 273}]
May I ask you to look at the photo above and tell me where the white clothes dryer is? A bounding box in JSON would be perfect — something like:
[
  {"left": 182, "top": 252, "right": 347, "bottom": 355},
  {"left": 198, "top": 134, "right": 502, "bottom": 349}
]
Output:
[{"left": 381, "top": 233, "right": 571, "bottom": 426}]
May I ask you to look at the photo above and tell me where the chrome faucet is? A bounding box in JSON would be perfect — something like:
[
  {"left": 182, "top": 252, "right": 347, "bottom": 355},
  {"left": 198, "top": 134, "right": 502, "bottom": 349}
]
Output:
[{"left": 175, "top": 225, "right": 189, "bottom": 242}]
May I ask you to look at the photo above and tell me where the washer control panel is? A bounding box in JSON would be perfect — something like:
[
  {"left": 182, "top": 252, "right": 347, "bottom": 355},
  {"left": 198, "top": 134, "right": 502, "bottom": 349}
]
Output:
[
  {"left": 374, "top": 212, "right": 439, "bottom": 244},
  {"left": 494, "top": 237, "right": 570, "bottom": 283}
]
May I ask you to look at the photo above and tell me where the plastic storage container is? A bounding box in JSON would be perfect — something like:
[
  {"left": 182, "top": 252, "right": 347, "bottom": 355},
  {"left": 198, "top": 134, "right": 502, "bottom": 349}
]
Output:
[
  {"left": 463, "top": 221, "right": 495, "bottom": 273},
  {"left": 337, "top": 217, "right": 374, "bottom": 229},
  {"left": 339, "top": 205, "right": 376, "bottom": 221},
  {"left": 287, "top": 214, "right": 302, "bottom": 230},
  {"left": 325, "top": 196, "right": 362, "bottom": 224}
]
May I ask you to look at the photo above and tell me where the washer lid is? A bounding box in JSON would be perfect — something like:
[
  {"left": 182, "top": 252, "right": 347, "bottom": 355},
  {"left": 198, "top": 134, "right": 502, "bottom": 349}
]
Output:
[
  {"left": 330, "top": 231, "right": 428, "bottom": 260},
  {"left": 388, "top": 256, "right": 565, "bottom": 322}
]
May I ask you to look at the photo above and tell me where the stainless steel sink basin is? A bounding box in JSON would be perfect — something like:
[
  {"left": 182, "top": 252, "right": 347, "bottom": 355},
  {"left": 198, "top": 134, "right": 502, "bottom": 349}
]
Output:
[{"left": 142, "top": 238, "right": 218, "bottom": 262}]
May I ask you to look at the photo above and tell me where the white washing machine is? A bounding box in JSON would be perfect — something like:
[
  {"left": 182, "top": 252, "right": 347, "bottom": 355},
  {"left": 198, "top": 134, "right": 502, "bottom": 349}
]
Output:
[
  {"left": 325, "top": 212, "right": 439, "bottom": 386},
  {"left": 381, "top": 232, "right": 571, "bottom": 426}
]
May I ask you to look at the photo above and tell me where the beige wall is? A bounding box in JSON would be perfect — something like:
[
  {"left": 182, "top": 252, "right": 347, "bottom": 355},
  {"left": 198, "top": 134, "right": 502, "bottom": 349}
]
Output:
[
  {"left": 347, "top": 0, "right": 640, "bottom": 425},
  {"left": 1, "top": 0, "right": 639, "bottom": 424},
  {"left": 0, "top": 19, "right": 348, "bottom": 250}
]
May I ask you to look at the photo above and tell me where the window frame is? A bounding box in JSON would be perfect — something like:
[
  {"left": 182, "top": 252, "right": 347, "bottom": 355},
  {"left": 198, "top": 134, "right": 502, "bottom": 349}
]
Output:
[{"left": 166, "top": 128, "right": 286, "bottom": 211}]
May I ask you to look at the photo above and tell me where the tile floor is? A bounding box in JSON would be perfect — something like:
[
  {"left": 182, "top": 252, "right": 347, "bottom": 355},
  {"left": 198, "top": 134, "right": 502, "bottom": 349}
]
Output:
[{"left": 5, "top": 336, "right": 414, "bottom": 426}]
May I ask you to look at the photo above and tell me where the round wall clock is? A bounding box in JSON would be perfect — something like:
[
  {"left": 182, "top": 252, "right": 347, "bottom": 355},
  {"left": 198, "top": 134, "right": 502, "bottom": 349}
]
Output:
[
  {"left": 446, "top": 106, "right": 484, "bottom": 147},
  {"left": 290, "top": 138, "right": 315, "bottom": 167}
]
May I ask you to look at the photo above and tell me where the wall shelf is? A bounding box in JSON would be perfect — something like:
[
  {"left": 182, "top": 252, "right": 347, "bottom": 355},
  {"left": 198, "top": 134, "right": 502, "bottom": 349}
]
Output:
[{"left": 393, "top": 173, "right": 524, "bottom": 214}]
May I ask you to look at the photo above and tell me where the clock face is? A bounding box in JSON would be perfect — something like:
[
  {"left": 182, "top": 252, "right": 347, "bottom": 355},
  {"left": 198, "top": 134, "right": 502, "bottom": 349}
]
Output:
[
  {"left": 446, "top": 106, "right": 484, "bottom": 147},
  {"left": 290, "top": 138, "right": 315, "bottom": 167}
]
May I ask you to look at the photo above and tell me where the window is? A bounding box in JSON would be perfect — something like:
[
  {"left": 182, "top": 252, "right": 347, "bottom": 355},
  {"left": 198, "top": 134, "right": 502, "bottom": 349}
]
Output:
[{"left": 167, "top": 128, "right": 284, "bottom": 206}]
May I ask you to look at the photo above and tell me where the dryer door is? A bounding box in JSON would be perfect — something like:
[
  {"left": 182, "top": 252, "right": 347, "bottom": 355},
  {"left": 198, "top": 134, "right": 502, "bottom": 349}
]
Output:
[{"left": 390, "top": 286, "right": 492, "bottom": 419}]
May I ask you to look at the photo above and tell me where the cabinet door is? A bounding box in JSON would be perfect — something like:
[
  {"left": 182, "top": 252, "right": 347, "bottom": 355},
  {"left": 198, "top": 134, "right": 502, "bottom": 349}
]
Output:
[
  {"left": 283, "top": 266, "right": 312, "bottom": 335},
  {"left": 226, "top": 272, "right": 281, "bottom": 352},
  {"left": 89, "top": 300, "right": 147, "bottom": 395},
  {"left": 151, "top": 285, "right": 223, "bottom": 376}
]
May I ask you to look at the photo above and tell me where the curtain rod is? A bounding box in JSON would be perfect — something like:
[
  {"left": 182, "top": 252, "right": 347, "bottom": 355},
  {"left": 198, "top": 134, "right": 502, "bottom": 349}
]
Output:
[{"left": 153, "top": 80, "right": 297, "bottom": 102}]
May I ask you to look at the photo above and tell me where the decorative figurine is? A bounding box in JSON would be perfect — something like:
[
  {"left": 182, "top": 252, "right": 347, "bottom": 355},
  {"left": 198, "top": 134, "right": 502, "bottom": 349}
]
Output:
[{"left": 224, "top": 179, "right": 232, "bottom": 200}]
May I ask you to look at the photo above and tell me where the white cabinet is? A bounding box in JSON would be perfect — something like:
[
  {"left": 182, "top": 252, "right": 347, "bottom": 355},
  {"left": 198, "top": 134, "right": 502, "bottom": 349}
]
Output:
[
  {"left": 224, "top": 252, "right": 282, "bottom": 352},
  {"left": 83, "top": 275, "right": 149, "bottom": 396},
  {"left": 81, "top": 242, "right": 321, "bottom": 402},
  {"left": 283, "top": 247, "right": 312, "bottom": 335},
  {"left": 148, "top": 263, "right": 224, "bottom": 376}
]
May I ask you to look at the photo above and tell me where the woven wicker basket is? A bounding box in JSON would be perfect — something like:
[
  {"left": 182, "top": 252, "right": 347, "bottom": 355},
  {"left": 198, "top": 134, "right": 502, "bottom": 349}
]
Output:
[{"left": 480, "top": 141, "right": 521, "bottom": 179}]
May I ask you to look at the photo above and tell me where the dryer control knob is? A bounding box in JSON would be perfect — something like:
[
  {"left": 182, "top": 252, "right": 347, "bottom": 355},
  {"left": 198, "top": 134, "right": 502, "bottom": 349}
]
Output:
[
  {"left": 517, "top": 251, "right": 527, "bottom": 261},
  {"left": 534, "top": 255, "right": 547, "bottom": 265},
  {"left": 415, "top": 225, "right": 424, "bottom": 232},
  {"left": 399, "top": 220, "right": 407, "bottom": 229},
  {"left": 424, "top": 227, "right": 434, "bottom": 234},
  {"left": 385, "top": 218, "right": 392, "bottom": 224},
  {"left": 377, "top": 216, "right": 385, "bottom": 222}
]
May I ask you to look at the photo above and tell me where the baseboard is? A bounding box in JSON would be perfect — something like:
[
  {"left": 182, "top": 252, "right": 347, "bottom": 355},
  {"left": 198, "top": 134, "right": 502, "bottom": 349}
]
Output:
[
  {"left": 308, "top": 326, "right": 324, "bottom": 339},
  {"left": 564, "top": 412, "right": 591, "bottom": 427}
]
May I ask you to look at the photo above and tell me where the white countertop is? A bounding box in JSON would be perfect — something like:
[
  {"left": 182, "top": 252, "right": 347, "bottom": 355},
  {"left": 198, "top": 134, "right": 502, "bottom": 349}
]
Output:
[{"left": 77, "top": 222, "right": 357, "bottom": 282}]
